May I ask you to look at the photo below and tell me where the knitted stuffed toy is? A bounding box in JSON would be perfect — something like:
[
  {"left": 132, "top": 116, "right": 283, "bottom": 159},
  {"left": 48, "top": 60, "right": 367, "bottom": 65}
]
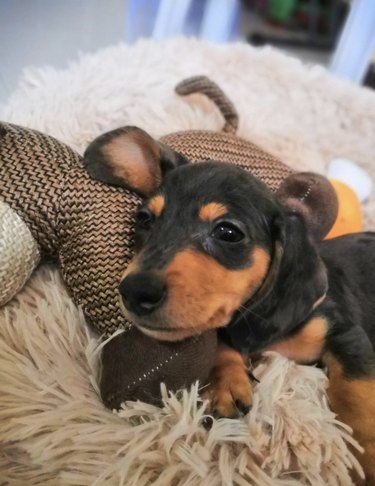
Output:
[{"left": 0, "top": 76, "right": 338, "bottom": 409}]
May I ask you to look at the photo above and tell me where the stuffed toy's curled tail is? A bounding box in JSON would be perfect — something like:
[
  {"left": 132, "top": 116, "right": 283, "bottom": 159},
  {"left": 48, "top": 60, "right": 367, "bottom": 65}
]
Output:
[{"left": 175, "top": 75, "right": 239, "bottom": 134}]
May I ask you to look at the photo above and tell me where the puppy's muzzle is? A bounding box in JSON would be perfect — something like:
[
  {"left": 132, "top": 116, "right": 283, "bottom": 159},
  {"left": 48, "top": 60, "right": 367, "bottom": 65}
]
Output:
[{"left": 119, "top": 272, "right": 167, "bottom": 316}]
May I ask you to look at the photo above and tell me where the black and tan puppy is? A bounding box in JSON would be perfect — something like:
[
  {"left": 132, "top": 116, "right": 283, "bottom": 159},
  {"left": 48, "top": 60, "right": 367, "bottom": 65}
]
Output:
[{"left": 84, "top": 127, "right": 375, "bottom": 483}]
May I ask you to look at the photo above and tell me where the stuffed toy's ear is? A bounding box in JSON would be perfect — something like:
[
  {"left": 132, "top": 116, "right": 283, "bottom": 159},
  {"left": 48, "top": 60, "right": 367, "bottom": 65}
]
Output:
[
  {"left": 276, "top": 172, "right": 338, "bottom": 241},
  {"left": 83, "top": 126, "right": 188, "bottom": 196}
]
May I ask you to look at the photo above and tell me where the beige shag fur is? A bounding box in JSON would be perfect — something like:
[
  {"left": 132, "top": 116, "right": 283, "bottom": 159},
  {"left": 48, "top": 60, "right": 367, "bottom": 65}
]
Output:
[
  {"left": 0, "top": 267, "right": 364, "bottom": 485},
  {"left": 1, "top": 38, "right": 375, "bottom": 484}
]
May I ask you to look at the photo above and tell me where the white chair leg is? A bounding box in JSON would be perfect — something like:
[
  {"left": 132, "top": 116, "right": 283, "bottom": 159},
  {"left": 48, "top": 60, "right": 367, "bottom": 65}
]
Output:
[
  {"left": 152, "top": 0, "right": 193, "bottom": 39},
  {"left": 330, "top": 0, "right": 375, "bottom": 84},
  {"left": 125, "top": 0, "right": 160, "bottom": 43},
  {"left": 200, "top": 0, "right": 240, "bottom": 43}
]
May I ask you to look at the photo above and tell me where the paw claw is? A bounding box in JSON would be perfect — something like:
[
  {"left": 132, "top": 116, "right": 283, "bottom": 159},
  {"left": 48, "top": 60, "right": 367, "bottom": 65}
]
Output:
[
  {"left": 201, "top": 416, "right": 214, "bottom": 430},
  {"left": 235, "top": 400, "right": 251, "bottom": 415}
]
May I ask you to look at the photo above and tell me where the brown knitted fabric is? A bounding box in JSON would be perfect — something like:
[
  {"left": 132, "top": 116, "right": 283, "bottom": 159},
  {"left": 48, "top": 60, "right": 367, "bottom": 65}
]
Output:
[
  {"left": 0, "top": 123, "right": 80, "bottom": 258},
  {"left": 0, "top": 122, "right": 138, "bottom": 335},
  {"left": 161, "top": 130, "right": 292, "bottom": 191},
  {"left": 57, "top": 164, "right": 141, "bottom": 335}
]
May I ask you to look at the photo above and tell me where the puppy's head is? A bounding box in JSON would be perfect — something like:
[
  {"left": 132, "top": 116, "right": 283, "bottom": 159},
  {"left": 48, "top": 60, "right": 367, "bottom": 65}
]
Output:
[{"left": 84, "top": 127, "right": 327, "bottom": 342}]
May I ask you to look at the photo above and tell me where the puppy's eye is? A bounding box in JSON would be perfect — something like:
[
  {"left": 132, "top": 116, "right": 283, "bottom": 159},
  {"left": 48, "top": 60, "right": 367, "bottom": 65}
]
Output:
[
  {"left": 135, "top": 209, "right": 154, "bottom": 230},
  {"left": 212, "top": 222, "right": 244, "bottom": 243}
]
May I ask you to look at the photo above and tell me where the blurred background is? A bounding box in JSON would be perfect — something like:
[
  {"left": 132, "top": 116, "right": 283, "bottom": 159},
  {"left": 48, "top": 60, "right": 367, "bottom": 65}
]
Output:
[{"left": 1, "top": 0, "right": 375, "bottom": 105}]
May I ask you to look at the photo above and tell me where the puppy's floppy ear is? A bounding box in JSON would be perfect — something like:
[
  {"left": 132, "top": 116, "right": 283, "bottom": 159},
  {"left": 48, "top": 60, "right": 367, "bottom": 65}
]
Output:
[
  {"left": 83, "top": 126, "right": 188, "bottom": 196},
  {"left": 221, "top": 210, "right": 329, "bottom": 354},
  {"left": 269, "top": 211, "right": 328, "bottom": 329}
]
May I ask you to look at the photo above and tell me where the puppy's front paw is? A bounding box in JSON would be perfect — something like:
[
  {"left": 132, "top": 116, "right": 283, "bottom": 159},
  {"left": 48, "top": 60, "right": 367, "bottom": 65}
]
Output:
[
  {"left": 202, "top": 344, "right": 253, "bottom": 418},
  {"left": 203, "top": 373, "right": 253, "bottom": 418}
]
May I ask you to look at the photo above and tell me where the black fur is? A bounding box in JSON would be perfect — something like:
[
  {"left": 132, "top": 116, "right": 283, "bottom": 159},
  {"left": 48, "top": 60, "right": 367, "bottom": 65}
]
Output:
[{"left": 319, "top": 234, "right": 375, "bottom": 377}]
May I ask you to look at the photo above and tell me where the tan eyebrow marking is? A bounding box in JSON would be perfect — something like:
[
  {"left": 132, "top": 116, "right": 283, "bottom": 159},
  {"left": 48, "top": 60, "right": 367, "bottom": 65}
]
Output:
[
  {"left": 148, "top": 195, "right": 165, "bottom": 217},
  {"left": 199, "top": 202, "right": 228, "bottom": 221}
]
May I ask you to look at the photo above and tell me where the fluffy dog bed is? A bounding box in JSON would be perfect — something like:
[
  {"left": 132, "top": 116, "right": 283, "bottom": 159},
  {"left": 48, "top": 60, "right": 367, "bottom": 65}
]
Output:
[{"left": 1, "top": 38, "right": 375, "bottom": 485}]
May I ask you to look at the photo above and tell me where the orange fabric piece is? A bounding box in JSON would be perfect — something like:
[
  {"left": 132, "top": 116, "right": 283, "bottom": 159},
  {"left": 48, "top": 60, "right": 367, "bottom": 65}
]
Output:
[{"left": 325, "top": 180, "right": 363, "bottom": 239}]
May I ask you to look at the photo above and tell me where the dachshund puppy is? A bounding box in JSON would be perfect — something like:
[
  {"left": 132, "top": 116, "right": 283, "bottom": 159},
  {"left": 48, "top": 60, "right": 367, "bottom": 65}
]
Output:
[{"left": 84, "top": 127, "right": 375, "bottom": 483}]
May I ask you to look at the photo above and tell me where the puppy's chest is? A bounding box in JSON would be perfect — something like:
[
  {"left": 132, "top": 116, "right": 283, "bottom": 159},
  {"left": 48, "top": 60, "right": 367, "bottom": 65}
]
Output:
[
  {"left": 219, "top": 310, "right": 329, "bottom": 364},
  {"left": 265, "top": 316, "right": 328, "bottom": 363}
]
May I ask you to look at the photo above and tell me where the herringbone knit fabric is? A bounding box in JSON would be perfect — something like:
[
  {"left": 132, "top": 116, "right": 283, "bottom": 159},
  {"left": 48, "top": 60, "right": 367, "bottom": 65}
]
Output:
[
  {"left": 57, "top": 163, "right": 140, "bottom": 334},
  {"left": 0, "top": 122, "right": 80, "bottom": 258},
  {"left": 0, "top": 122, "right": 140, "bottom": 335},
  {"left": 161, "top": 129, "right": 292, "bottom": 190}
]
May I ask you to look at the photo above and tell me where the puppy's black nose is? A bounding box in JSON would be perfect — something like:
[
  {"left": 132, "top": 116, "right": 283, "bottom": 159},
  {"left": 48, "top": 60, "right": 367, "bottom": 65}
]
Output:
[{"left": 119, "top": 272, "right": 167, "bottom": 316}]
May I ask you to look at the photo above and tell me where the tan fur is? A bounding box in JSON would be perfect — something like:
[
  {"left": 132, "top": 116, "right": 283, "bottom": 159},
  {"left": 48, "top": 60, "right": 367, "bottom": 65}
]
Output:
[
  {"left": 128, "top": 246, "right": 270, "bottom": 341},
  {"left": 159, "top": 247, "right": 270, "bottom": 333},
  {"left": 148, "top": 195, "right": 165, "bottom": 217},
  {"left": 324, "top": 355, "right": 375, "bottom": 485},
  {"left": 199, "top": 202, "right": 228, "bottom": 221},
  {"left": 267, "top": 317, "right": 328, "bottom": 363},
  {"left": 202, "top": 343, "right": 252, "bottom": 417},
  {"left": 104, "top": 131, "right": 161, "bottom": 194}
]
